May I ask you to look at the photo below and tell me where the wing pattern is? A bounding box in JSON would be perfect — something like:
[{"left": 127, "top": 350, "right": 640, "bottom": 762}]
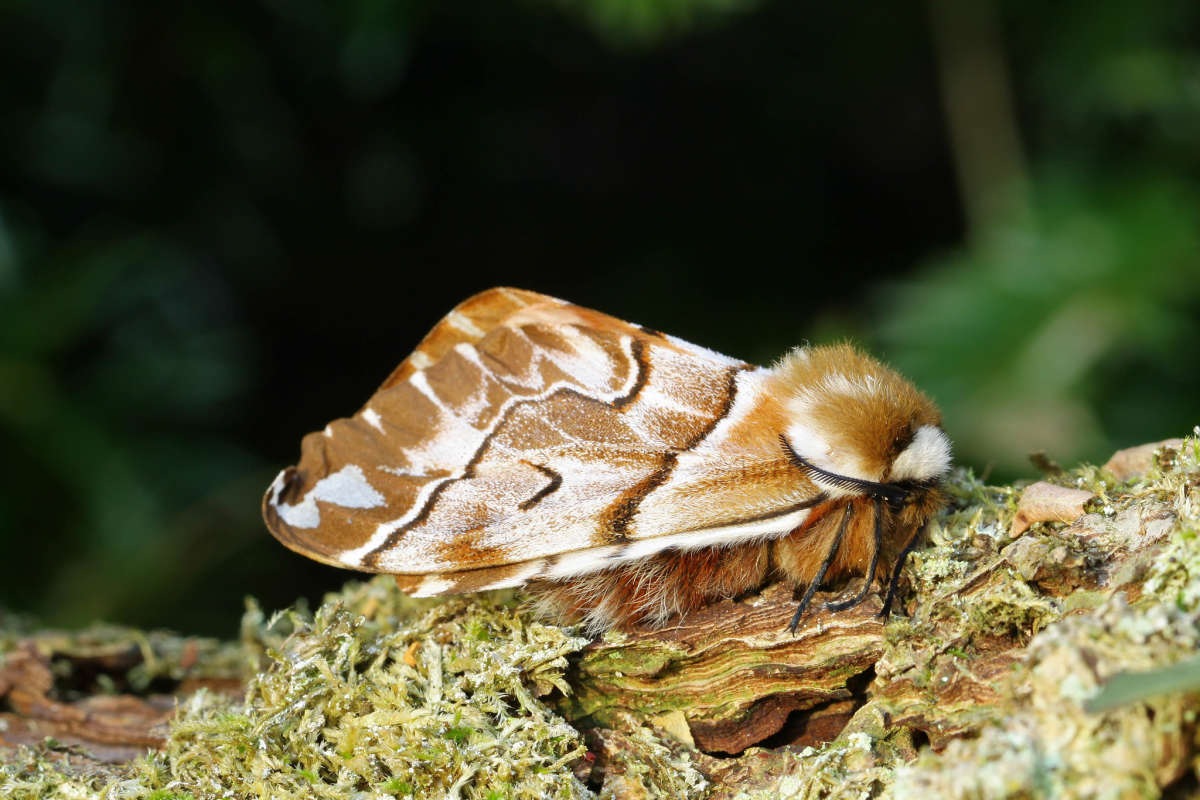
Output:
[{"left": 264, "top": 288, "right": 823, "bottom": 592}]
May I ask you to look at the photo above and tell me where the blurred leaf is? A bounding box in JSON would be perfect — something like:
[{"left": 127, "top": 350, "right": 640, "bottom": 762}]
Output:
[{"left": 1086, "top": 656, "right": 1200, "bottom": 713}]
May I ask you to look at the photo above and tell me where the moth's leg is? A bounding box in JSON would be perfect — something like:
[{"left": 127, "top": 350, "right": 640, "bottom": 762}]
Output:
[
  {"left": 824, "top": 497, "right": 883, "bottom": 612},
  {"left": 880, "top": 520, "right": 927, "bottom": 618},
  {"left": 787, "top": 502, "right": 854, "bottom": 633}
]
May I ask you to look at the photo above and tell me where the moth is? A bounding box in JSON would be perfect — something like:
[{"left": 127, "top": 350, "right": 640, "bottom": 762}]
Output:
[{"left": 263, "top": 287, "right": 950, "bottom": 633}]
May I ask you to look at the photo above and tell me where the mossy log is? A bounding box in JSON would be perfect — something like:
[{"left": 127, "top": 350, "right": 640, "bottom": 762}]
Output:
[
  {"left": 565, "top": 584, "right": 886, "bottom": 754},
  {"left": 3, "top": 436, "right": 1200, "bottom": 799}
]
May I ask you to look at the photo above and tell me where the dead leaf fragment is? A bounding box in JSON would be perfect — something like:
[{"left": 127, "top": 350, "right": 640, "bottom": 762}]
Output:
[
  {"left": 1011, "top": 481, "right": 1096, "bottom": 537},
  {"left": 649, "top": 709, "right": 696, "bottom": 748},
  {"left": 1102, "top": 439, "right": 1185, "bottom": 482}
]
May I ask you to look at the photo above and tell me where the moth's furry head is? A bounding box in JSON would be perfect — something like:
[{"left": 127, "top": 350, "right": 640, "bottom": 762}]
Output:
[{"left": 772, "top": 344, "right": 950, "bottom": 491}]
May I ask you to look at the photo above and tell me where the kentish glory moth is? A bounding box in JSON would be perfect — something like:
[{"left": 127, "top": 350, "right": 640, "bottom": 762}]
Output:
[{"left": 263, "top": 287, "right": 951, "bottom": 633}]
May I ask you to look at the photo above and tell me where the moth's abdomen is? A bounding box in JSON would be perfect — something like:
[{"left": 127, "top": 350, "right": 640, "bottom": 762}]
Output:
[
  {"left": 528, "top": 491, "right": 940, "bottom": 633},
  {"left": 527, "top": 543, "right": 771, "bottom": 633}
]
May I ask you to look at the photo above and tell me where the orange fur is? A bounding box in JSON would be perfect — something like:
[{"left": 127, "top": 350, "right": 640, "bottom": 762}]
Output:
[
  {"left": 531, "top": 482, "right": 947, "bottom": 633},
  {"left": 528, "top": 544, "right": 770, "bottom": 632},
  {"left": 768, "top": 345, "right": 943, "bottom": 482}
]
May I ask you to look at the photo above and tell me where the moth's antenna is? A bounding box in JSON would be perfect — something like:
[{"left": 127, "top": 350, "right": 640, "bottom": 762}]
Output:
[
  {"left": 779, "top": 435, "right": 910, "bottom": 505},
  {"left": 824, "top": 497, "right": 884, "bottom": 613},
  {"left": 787, "top": 502, "right": 853, "bottom": 634}
]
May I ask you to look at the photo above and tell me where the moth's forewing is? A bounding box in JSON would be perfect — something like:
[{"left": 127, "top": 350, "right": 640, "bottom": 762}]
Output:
[{"left": 263, "top": 288, "right": 821, "bottom": 586}]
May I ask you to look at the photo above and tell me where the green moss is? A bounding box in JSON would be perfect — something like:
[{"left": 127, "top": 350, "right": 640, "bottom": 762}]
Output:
[
  {"left": 187, "top": 581, "right": 589, "bottom": 799},
  {"left": 592, "top": 714, "right": 710, "bottom": 799},
  {"left": 5, "top": 432, "right": 1200, "bottom": 799},
  {"left": 743, "top": 431, "right": 1200, "bottom": 798},
  {"left": 2, "top": 579, "right": 593, "bottom": 799},
  {"left": 882, "top": 433, "right": 1200, "bottom": 798}
]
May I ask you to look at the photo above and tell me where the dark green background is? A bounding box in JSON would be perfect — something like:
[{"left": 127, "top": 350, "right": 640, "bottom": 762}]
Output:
[{"left": 2, "top": 0, "right": 1197, "bottom": 635}]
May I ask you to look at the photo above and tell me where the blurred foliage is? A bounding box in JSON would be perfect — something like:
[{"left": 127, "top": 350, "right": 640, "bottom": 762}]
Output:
[
  {"left": 0, "top": 0, "right": 1197, "bottom": 633},
  {"left": 0, "top": 238, "right": 266, "bottom": 632},
  {"left": 872, "top": 0, "right": 1200, "bottom": 476},
  {"left": 544, "top": 0, "right": 759, "bottom": 45},
  {"left": 879, "top": 172, "right": 1200, "bottom": 476}
]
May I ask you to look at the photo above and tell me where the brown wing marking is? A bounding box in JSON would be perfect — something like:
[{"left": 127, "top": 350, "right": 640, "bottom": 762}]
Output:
[
  {"left": 359, "top": 335, "right": 654, "bottom": 567},
  {"left": 378, "top": 287, "right": 559, "bottom": 391},
  {"left": 264, "top": 290, "right": 774, "bottom": 577},
  {"left": 598, "top": 361, "right": 749, "bottom": 538},
  {"left": 517, "top": 463, "right": 563, "bottom": 511},
  {"left": 370, "top": 338, "right": 763, "bottom": 570},
  {"left": 604, "top": 453, "right": 678, "bottom": 539},
  {"left": 264, "top": 316, "right": 662, "bottom": 571}
]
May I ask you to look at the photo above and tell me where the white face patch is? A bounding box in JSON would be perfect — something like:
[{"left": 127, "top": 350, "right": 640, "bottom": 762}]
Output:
[
  {"left": 784, "top": 422, "right": 876, "bottom": 490},
  {"left": 889, "top": 425, "right": 952, "bottom": 482},
  {"left": 269, "top": 465, "right": 385, "bottom": 529}
]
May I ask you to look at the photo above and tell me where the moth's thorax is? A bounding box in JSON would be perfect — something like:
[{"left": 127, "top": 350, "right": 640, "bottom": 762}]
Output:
[{"left": 768, "top": 345, "right": 950, "bottom": 489}]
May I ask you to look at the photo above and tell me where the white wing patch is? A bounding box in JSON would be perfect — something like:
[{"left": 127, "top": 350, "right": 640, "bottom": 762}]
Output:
[
  {"left": 270, "top": 465, "right": 385, "bottom": 529},
  {"left": 539, "top": 547, "right": 624, "bottom": 580},
  {"left": 614, "top": 506, "right": 815, "bottom": 560},
  {"left": 664, "top": 333, "right": 745, "bottom": 367},
  {"left": 362, "top": 407, "right": 385, "bottom": 433},
  {"left": 536, "top": 504, "right": 816, "bottom": 580},
  {"left": 334, "top": 331, "right": 645, "bottom": 568},
  {"left": 411, "top": 575, "right": 457, "bottom": 598},
  {"left": 446, "top": 310, "right": 488, "bottom": 337}
]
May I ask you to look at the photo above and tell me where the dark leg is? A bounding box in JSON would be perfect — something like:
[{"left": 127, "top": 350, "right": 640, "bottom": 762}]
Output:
[
  {"left": 824, "top": 497, "right": 883, "bottom": 612},
  {"left": 879, "top": 521, "right": 927, "bottom": 619},
  {"left": 788, "top": 503, "right": 854, "bottom": 633}
]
